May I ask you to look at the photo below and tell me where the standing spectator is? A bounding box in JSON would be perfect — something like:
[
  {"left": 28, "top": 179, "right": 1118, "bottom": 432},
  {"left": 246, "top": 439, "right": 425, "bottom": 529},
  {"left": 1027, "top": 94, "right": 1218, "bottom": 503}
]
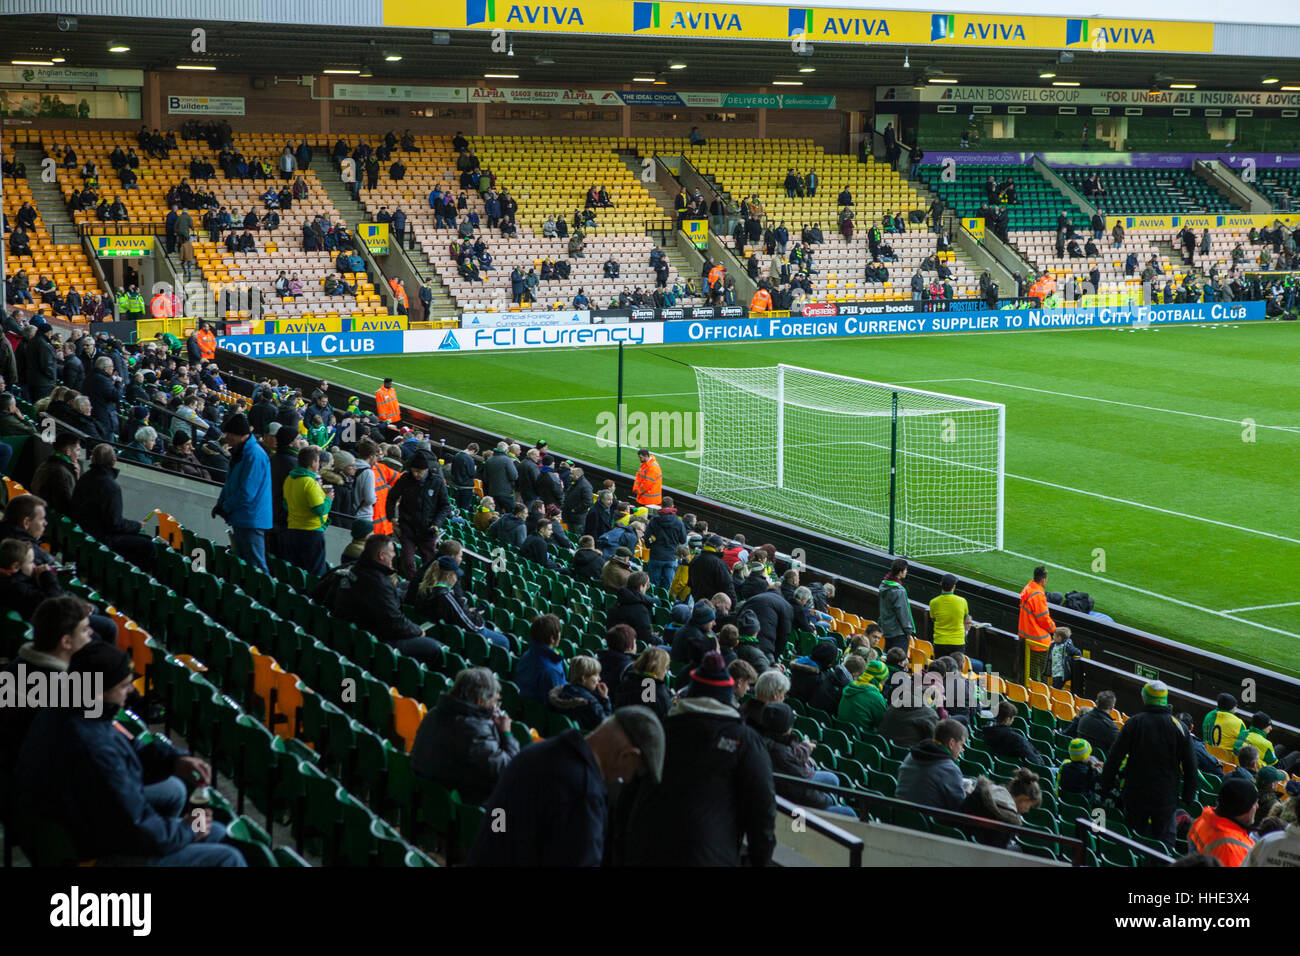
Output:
[
  {"left": 483, "top": 442, "right": 518, "bottom": 512},
  {"left": 388, "top": 451, "right": 452, "bottom": 579},
  {"left": 1047, "top": 626, "right": 1082, "bottom": 689},
  {"left": 928, "top": 572, "right": 970, "bottom": 656},
  {"left": 644, "top": 495, "right": 685, "bottom": 591},
  {"left": 738, "top": 580, "right": 792, "bottom": 665},
  {"left": 895, "top": 718, "right": 968, "bottom": 811},
  {"left": 1098, "top": 681, "right": 1197, "bottom": 847},
  {"left": 470, "top": 706, "right": 663, "bottom": 866},
  {"left": 1188, "top": 779, "right": 1257, "bottom": 867},
  {"left": 281, "top": 445, "right": 332, "bottom": 580},
  {"left": 562, "top": 464, "right": 593, "bottom": 534},
  {"left": 70, "top": 445, "right": 153, "bottom": 567},
  {"left": 411, "top": 666, "right": 519, "bottom": 805},
  {"left": 213, "top": 413, "right": 272, "bottom": 572},
  {"left": 448, "top": 441, "right": 478, "bottom": 513},
  {"left": 687, "top": 533, "right": 737, "bottom": 605},
  {"left": 878, "top": 557, "right": 915, "bottom": 653},
  {"left": 1018, "top": 565, "right": 1055, "bottom": 682},
  {"left": 621, "top": 652, "right": 776, "bottom": 866}
]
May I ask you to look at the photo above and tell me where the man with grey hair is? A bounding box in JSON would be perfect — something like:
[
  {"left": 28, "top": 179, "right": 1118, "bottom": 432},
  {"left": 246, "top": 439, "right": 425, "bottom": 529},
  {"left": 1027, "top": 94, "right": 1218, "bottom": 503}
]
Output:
[
  {"left": 411, "top": 666, "right": 519, "bottom": 805},
  {"left": 584, "top": 488, "right": 615, "bottom": 539},
  {"left": 121, "top": 425, "right": 159, "bottom": 465},
  {"left": 84, "top": 354, "right": 123, "bottom": 440},
  {"left": 483, "top": 439, "right": 518, "bottom": 512},
  {"left": 742, "top": 668, "right": 790, "bottom": 728},
  {"left": 0, "top": 392, "right": 37, "bottom": 437}
]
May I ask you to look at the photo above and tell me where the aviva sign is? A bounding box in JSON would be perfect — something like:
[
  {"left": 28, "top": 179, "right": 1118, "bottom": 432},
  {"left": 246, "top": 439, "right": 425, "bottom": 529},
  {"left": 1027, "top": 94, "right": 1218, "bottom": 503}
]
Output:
[{"left": 467, "top": 0, "right": 586, "bottom": 25}]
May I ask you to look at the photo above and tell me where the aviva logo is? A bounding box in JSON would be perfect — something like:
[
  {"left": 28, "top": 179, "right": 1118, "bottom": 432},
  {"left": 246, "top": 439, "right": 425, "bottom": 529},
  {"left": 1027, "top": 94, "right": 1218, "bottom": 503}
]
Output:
[
  {"left": 1067, "top": 18, "right": 1155, "bottom": 46},
  {"left": 1065, "top": 18, "right": 1088, "bottom": 45},
  {"left": 931, "top": 13, "right": 955, "bottom": 40},
  {"left": 788, "top": 8, "right": 812, "bottom": 37},
  {"left": 933, "top": 13, "right": 1026, "bottom": 42},
  {"left": 438, "top": 331, "right": 460, "bottom": 350},
  {"left": 468, "top": 0, "right": 583, "bottom": 25},
  {"left": 635, "top": 1, "right": 741, "bottom": 32}
]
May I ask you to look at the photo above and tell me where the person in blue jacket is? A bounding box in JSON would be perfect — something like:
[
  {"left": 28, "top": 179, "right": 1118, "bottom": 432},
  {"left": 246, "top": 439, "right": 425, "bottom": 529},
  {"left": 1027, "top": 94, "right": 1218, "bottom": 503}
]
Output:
[
  {"left": 516, "top": 613, "right": 566, "bottom": 703},
  {"left": 15, "top": 642, "right": 245, "bottom": 866},
  {"left": 214, "top": 413, "right": 272, "bottom": 571}
]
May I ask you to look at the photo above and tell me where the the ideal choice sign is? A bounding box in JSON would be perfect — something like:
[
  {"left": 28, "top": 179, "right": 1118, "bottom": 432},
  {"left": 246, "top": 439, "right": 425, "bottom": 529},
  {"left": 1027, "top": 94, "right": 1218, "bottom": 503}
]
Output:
[{"left": 216, "top": 331, "right": 404, "bottom": 357}]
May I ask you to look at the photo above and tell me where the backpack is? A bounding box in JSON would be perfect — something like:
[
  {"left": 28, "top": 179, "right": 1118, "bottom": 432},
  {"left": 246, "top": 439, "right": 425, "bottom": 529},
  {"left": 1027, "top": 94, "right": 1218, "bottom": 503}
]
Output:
[
  {"left": 311, "top": 565, "right": 355, "bottom": 608},
  {"left": 1063, "top": 591, "right": 1094, "bottom": 614}
]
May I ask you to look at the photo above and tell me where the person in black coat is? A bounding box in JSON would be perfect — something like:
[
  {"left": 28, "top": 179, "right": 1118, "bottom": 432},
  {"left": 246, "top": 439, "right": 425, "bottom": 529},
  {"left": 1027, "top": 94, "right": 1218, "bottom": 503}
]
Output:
[
  {"left": 757, "top": 702, "right": 856, "bottom": 816},
  {"left": 562, "top": 465, "right": 593, "bottom": 532},
  {"left": 583, "top": 490, "right": 614, "bottom": 539},
  {"left": 321, "top": 534, "right": 443, "bottom": 665},
  {"left": 548, "top": 656, "right": 613, "bottom": 731},
  {"left": 519, "top": 519, "right": 560, "bottom": 571},
  {"left": 612, "top": 647, "right": 672, "bottom": 721},
  {"left": 470, "top": 706, "right": 664, "bottom": 866},
  {"left": 22, "top": 325, "right": 59, "bottom": 401},
  {"left": 686, "top": 535, "right": 737, "bottom": 604},
  {"left": 605, "top": 573, "right": 658, "bottom": 647},
  {"left": 84, "top": 359, "right": 124, "bottom": 440},
  {"left": 411, "top": 666, "right": 519, "bottom": 805},
  {"left": 597, "top": 623, "right": 638, "bottom": 689},
  {"left": 570, "top": 536, "right": 605, "bottom": 581},
  {"left": 1097, "top": 681, "right": 1197, "bottom": 847},
  {"left": 980, "top": 701, "right": 1043, "bottom": 765},
  {"left": 70, "top": 445, "right": 153, "bottom": 568},
  {"left": 620, "top": 653, "right": 775, "bottom": 866},
  {"left": 740, "top": 584, "right": 794, "bottom": 664},
  {"left": 388, "top": 451, "right": 453, "bottom": 578},
  {"left": 448, "top": 442, "right": 479, "bottom": 512}
]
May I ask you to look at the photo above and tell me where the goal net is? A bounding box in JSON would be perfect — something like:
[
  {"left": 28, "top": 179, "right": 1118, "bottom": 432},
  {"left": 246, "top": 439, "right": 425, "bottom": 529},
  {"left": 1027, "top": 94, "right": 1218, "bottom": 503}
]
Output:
[{"left": 692, "top": 364, "right": 1005, "bottom": 556}]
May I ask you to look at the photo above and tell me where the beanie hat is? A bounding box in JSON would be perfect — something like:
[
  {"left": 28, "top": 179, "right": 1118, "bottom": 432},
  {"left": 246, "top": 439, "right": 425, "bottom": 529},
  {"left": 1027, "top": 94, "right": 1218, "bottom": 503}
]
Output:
[
  {"left": 1256, "top": 766, "right": 1286, "bottom": 788},
  {"left": 705, "top": 533, "right": 724, "bottom": 549},
  {"left": 350, "top": 519, "right": 374, "bottom": 541},
  {"left": 435, "top": 555, "right": 461, "bottom": 573},
  {"left": 614, "top": 546, "right": 633, "bottom": 559},
  {"left": 736, "top": 608, "right": 760, "bottom": 637},
  {"left": 69, "top": 641, "right": 133, "bottom": 691},
  {"left": 408, "top": 451, "right": 430, "bottom": 470},
  {"left": 670, "top": 603, "right": 691, "bottom": 626},
  {"left": 690, "top": 602, "right": 716, "bottom": 625},
  {"left": 686, "top": 651, "right": 735, "bottom": 704},
  {"left": 221, "top": 413, "right": 251, "bottom": 436},
  {"left": 1215, "top": 778, "right": 1259, "bottom": 819},
  {"left": 1068, "top": 738, "right": 1092, "bottom": 762},
  {"left": 864, "top": 659, "right": 889, "bottom": 685},
  {"left": 759, "top": 701, "right": 796, "bottom": 737},
  {"left": 1141, "top": 680, "right": 1169, "bottom": 708},
  {"left": 810, "top": 640, "right": 838, "bottom": 670}
]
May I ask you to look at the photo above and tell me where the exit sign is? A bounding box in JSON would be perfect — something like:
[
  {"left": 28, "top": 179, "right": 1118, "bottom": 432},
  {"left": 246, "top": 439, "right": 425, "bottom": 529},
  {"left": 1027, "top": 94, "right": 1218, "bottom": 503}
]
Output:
[{"left": 1135, "top": 663, "right": 1159, "bottom": 680}]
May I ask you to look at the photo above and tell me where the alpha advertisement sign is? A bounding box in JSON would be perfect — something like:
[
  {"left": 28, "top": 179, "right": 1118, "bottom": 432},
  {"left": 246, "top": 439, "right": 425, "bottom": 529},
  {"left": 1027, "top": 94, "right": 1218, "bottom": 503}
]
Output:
[
  {"left": 460, "top": 310, "right": 589, "bottom": 328},
  {"left": 878, "top": 85, "right": 1300, "bottom": 108},
  {"left": 468, "top": 86, "right": 623, "bottom": 105},
  {"left": 166, "top": 95, "right": 246, "bottom": 115}
]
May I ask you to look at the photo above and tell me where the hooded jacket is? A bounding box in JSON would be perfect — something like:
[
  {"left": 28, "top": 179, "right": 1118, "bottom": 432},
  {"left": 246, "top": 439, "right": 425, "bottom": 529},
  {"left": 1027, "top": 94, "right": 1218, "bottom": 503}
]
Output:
[
  {"left": 622, "top": 697, "right": 776, "bottom": 867},
  {"left": 547, "top": 682, "right": 612, "bottom": 732},
  {"left": 878, "top": 578, "right": 915, "bottom": 641},
  {"left": 878, "top": 700, "right": 940, "bottom": 750},
  {"left": 487, "top": 513, "right": 527, "bottom": 549},
  {"left": 896, "top": 738, "right": 966, "bottom": 810},
  {"left": 838, "top": 676, "right": 887, "bottom": 733},
  {"left": 958, "top": 775, "right": 1022, "bottom": 848},
  {"left": 645, "top": 508, "right": 686, "bottom": 562},
  {"left": 411, "top": 692, "right": 519, "bottom": 806},
  {"left": 612, "top": 668, "right": 670, "bottom": 721},
  {"left": 596, "top": 648, "right": 636, "bottom": 688},
  {"left": 516, "top": 641, "right": 566, "bottom": 703},
  {"left": 809, "top": 664, "right": 854, "bottom": 716},
  {"left": 686, "top": 547, "right": 736, "bottom": 604},
  {"left": 740, "top": 589, "right": 793, "bottom": 662},
  {"left": 605, "top": 586, "right": 656, "bottom": 646},
  {"left": 217, "top": 436, "right": 272, "bottom": 530},
  {"left": 571, "top": 547, "right": 605, "bottom": 581}
]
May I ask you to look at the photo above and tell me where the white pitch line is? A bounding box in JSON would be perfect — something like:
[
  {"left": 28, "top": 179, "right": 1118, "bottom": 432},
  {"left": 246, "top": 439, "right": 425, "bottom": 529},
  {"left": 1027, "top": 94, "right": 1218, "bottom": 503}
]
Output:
[
  {"left": 309, "top": 358, "right": 1300, "bottom": 643},
  {"left": 482, "top": 391, "right": 698, "bottom": 406},
  {"left": 1219, "top": 601, "right": 1300, "bottom": 614}
]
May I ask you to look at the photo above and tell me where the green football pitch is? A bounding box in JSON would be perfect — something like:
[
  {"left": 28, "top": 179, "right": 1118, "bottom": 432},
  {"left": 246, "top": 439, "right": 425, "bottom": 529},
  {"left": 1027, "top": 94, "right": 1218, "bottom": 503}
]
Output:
[{"left": 272, "top": 320, "right": 1300, "bottom": 676}]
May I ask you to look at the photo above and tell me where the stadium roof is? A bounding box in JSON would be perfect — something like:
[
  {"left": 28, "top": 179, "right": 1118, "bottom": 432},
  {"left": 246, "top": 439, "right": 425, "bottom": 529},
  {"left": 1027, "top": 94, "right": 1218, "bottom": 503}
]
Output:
[{"left": 3, "top": 15, "right": 1299, "bottom": 93}]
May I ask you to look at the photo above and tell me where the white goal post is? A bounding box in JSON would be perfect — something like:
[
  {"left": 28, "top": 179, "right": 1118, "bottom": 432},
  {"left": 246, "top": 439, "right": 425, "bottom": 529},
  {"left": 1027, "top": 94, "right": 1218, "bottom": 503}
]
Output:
[{"left": 692, "top": 364, "right": 1005, "bottom": 556}]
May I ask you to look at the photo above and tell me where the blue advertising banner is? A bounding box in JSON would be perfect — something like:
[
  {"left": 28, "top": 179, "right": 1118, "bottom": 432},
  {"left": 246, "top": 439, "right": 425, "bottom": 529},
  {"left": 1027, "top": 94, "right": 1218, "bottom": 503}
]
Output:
[
  {"left": 216, "top": 331, "right": 404, "bottom": 357},
  {"left": 662, "top": 302, "right": 1263, "bottom": 345}
]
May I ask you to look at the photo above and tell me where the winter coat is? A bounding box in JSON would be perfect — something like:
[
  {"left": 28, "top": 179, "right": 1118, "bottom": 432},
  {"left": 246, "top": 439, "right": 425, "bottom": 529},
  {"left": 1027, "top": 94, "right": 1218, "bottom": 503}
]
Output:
[
  {"left": 759, "top": 728, "right": 836, "bottom": 810},
  {"left": 810, "top": 664, "right": 853, "bottom": 716},
  {"left": 516, "top": 456, "right": 540, "bottom": 503},
  {"left": 612, "top": 668, "right": 670, "bottom": 721},
  {"left": 469, "top": 729, "right": 607, "bottom": 866},
  {"left": 84, "top": 367, "right": 123, "bottom": 438},
  {"left": 787, "top": 659, "right": 824, "bottom": 705},
  {"left": 216, "top": 437, "right": 272, "bottom": 530},
  {"left": 741, "top": 589, "right": 793, "bottom": 662},
  {"left": 449, "top": 450, "right": 477, "bottom": 489},
  {"left": 519, "top": 533, "right": 557, "bottom": 570},
  {"left": 980, "top": 722, "right": 1043, "bottom": 765},
  {"left": 622, "top": 697, "right": 776, "bottom": 866},
  {"left": 562, "top": 475, "right": 593, "bottom": 527},
  {"left": 30, "top": 453, "right": 78, "bottom": 515},
  {"left": 958, "top": 775, "right": 1022, "bottom": 848},
  {"left": 483, "top": 452, "right": 518, "bottom": 499},
  {"left": 15, "top": 707, "right": 191, "bottom": 860},
  {"left": 413, "top": 583, "right": 482, "bottom": 635},
  {"left": 24, "top": 333, "right": 58, "bottom": 400},
  {"left": 411, "top": 693, "right": 519, "bottom": 805},
  {"left": 645, "top": 509, "right": 686, "bottom": 562},
  {"left": 516, "top": 641, "right": 566, "bottom": 702},
  {"left": 597, "top": 525, "right": 638, "bottom": 560},
  {"left": 71, "top": 463, "right": 142, "bottom": 540},
  {"left": 0, "top": 566, "right": 62, "bottom": 617},
  {"left": 878, "top": 702, "right": 940, "bottom": 750},
  {"left": 838, "top": 678, "right": 887, "bottom": 733},
  {"left": 896, "top": 738, "right": 966, "bottom": 810},
  {"left": 571, "top": 547, "right": 605, "bottom": 581},
  {"left": 606, "top": 586, "right": 657, "bottom": 646},
  {"left": 1098, "top": 705, "right": 1198, "bottom": 809},
  {"left": 1071, "top": 706, "right": 1120, "bottom": 754},
  {"left": 389, "top": 470, "right": 452, "bottom": 540},
  {"left": 878, "top": 578, "right": 914, "bottom": 641},
  {"left": 325, "top": 556, "right": 424, "bottom": 646},
  {"left": 583, "top": 502, "right": 613, "bottom": 539},
  {"left": 669, "top": 624, "right": 716, "bottom": 673},
  {"left": 687, "top": 547, "right": 737, "bottom": 604},
  {"left": 547, "top": 682, "right": 612, "bottom": 732},
  {"left": 596, "top": 648, "right": 636, "bottom": 688},
  {"left": 487, "top": 513, "right": 527, "bottom": 549}
]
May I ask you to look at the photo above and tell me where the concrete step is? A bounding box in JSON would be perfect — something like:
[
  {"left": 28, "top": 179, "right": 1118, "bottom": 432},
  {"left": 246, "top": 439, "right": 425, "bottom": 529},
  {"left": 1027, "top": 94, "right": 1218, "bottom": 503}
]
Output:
[{"left": 17, "top": 146, "right": 80, "bottom": 243}]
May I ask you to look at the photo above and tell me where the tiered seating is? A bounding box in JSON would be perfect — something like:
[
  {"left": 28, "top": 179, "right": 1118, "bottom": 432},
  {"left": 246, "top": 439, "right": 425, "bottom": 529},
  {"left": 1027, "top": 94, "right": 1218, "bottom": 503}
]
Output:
[
  {"left": 1, "top": 134, "right": 99, "bottom": 322},
  {"left": 694, "top": 141, "right": 979, "bottom": 299},
  {"left": 1014, "top": 230, "right": 1166, "bottom": 301},
  {"left": 1244, "top": 167, "right": 1300, "bottom": 210},
  {"left": 1057, "top": 168, "right": 1238, "bottom": 215},
  {"left": 201, "top": 243, "right": 384, "bottom": 324},
  {"left": 915, "top": 163, "right": 1089, "bottom": 232}
]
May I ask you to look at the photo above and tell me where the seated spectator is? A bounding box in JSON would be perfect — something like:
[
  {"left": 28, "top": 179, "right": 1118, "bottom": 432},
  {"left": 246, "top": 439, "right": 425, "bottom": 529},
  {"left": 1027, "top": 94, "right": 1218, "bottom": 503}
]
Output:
[
  {"left": 412, "top": 556, "right": 510, "bottom": 650},
  {"left": 809, "top": 647, "right": 858, "bottom": 716},
  {"left": 1066, "top": 689, "right": 1120, "bottom": 754},
  {"left": 317, "top": 533, "right": 444, "bottom": 666},
  {"left": 71, "top": 444, "right": 153, "bottom": 568},
  {"left": 163, "top": 431, "right": 210, "bottom": 481},
  {"left": 411, "top": 666, "right": 519, "bottom": 805},
  {"left": 1236, "top": 712, "right": 1277, "bottom": 766},
  {"left": 570, "top": 535, "right": 604, "bottom": 581},
  {"left": 757, "top": 701, "right": 857, "bottom": 817},
  {"left": 605, "top": 571, "right": 657, "bottom": 647},
  {"left": 896, "top": 718, "right": 969, "bottom": 810},
  {"left": 15, "top": 641, "right": 244, "bottom": 866},
  {"left": 600, "top": 546, "right": 636, "bottom": 592},
  {"left": 597, "top": 624, "right": 638, "bottom": 689},
  {"left": 788, "top": 640, "right": 838, "bottom": 705},
  {"left": 838, "top": 658, "right": 889, "bottom": 733},
  {"left": 516, "top": 613, "right": 566, "bottom": 703},
  {"left": 612, "top": 645, "right": 671, "bottom": 721},
  {"left": 548, "top": 655, "right": 613, "bottom": 731},
  {"left": 120, "top": 425, "right": 159, "bottom": 465},
  {"left": 959, "top": 769, "right": 1041, "bottom": 848},
  {"left": 1058, "top": 738, "right": 1104, "bottom": 803},
  {"left": 878, "top": 671, "right": 940, "bottom": 749},
  {"left": 981, "top": 701, "right": 1042, "bottom": 765},
  {"left": 30, "top": 433, "right": 81, "bottom": 514}
]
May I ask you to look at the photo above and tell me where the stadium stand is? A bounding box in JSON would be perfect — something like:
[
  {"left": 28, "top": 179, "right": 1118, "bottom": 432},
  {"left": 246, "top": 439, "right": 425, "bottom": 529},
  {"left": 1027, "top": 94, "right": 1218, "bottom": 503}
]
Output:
[
  {"left": 1057, "top": 168, "right": 1239, "bottom": 215},
  {"left": 914, "top": 162, "right": 1090, "bottom": 232}
]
